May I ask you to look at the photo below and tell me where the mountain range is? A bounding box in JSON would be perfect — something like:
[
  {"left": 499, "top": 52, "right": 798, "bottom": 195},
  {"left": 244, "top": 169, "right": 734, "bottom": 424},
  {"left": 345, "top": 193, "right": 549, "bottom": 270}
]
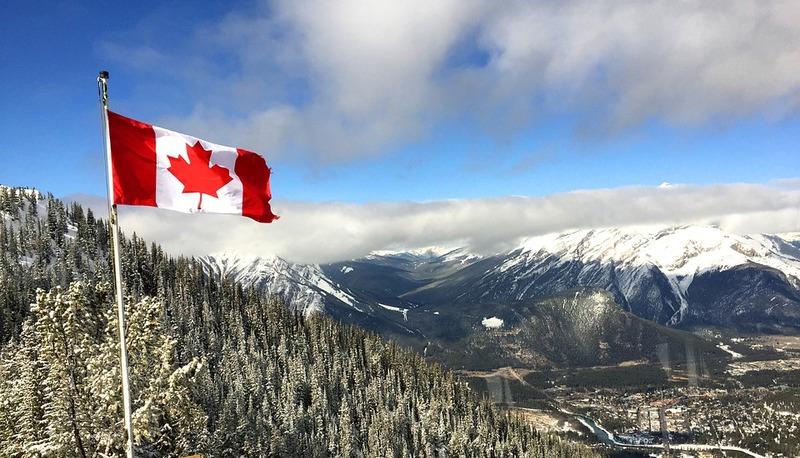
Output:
[{"left": 200, "top": 225, "right": 800, "bottom": 369}]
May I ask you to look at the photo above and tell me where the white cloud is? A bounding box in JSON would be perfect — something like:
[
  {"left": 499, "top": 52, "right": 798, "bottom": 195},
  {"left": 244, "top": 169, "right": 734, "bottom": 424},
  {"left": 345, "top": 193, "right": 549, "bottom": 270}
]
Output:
[
  {"left": 103, "top": 0, "right": 800, "bottom": 163},
  {"left": 67, "top": 181, "right": 800, "bottom": 264}
]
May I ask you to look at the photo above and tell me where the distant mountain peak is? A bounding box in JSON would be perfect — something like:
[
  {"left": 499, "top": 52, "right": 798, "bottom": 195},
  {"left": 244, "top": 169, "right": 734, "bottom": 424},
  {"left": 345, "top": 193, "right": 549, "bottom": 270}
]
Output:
[
  {"left": 778, "top": 232, "right": 800, "bottom": 242},
  {"left": 369, "top": 245, "right": 472, "bottom": 260},
  {"left": 513, "top": 224, "right": 800, "bottom": 285}
]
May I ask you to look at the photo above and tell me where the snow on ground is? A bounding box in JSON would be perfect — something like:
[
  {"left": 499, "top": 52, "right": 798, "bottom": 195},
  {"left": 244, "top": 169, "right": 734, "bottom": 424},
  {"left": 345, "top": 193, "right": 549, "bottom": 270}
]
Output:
[
  {"left": 510, "top": 225, "right": 800, "bottom": 294},
  {"left": 717, "top": 342, "right": 744, "bottom": 359},
  {"left": 379, "top": 303, "right": 408, "bottom": 321},
  {"left": 311, "top": 274, "right": 358, "bottom": 308},
  {"left": 340, "top": 266, "right": 353, "bottom": 274},
  {"left": 201, "top": 252, "right": 359, "bottom": 315},
  {"left": 516, "top": 225, "right": 799, "bottom": 279},
  {"left": 370, "top": 245, "right": 479, "bottom": 262},
  {"left": 482, "top": 316, "right": 504, "bottom": 329},
  {"left": 372, "top": 246, "right": 459, "bottom": 257},
  {"left": 778, "top": 232, "right": 800, "bottom": 242}
]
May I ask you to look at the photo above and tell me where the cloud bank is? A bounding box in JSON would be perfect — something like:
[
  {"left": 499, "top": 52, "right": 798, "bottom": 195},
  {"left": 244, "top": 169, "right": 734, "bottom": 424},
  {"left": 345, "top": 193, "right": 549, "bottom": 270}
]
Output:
[
  {"left": 103, "top": 0, "right": 800, "bottom": 163},
  {"left": 67, "top": 181, "right": 800, "bottom": 264}
]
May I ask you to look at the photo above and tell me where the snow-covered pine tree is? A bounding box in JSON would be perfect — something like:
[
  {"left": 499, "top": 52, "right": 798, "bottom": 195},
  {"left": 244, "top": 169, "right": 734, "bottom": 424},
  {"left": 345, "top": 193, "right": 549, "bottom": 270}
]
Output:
[
  {"left": 0, "top": 281, "right": 207, "bottom": 457},
  {"left": 0, "top": 187, "right": 600, "bottom": 457}
]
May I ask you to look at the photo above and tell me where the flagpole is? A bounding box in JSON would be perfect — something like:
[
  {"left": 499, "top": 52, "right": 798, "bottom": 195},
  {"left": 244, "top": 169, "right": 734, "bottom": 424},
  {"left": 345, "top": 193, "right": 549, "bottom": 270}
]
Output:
[{"left": 97, "top": 70, "right": 135, "bottom": 458}]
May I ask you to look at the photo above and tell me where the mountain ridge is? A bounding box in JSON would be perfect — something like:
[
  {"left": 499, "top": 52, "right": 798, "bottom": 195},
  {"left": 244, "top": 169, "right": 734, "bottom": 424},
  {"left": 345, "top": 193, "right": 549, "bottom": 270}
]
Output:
[
  {"left": 200, "top": 224, "right": 800, "bottom": 369},
  {"left": 201, "top": 225, "right": 800, "bottom": 325}
]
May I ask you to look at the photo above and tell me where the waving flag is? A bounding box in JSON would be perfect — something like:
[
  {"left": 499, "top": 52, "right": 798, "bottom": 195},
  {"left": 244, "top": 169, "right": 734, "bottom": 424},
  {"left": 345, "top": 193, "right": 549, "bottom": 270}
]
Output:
[{"left": 108, "top": 110, "right": 278, "bottom": 223}]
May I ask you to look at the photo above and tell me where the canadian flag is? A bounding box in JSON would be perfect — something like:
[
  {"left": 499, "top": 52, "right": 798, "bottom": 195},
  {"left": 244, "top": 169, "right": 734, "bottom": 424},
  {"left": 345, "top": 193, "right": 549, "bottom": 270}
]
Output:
[{"left": 108, "top": 111, "right": 278, "bottom": 223}]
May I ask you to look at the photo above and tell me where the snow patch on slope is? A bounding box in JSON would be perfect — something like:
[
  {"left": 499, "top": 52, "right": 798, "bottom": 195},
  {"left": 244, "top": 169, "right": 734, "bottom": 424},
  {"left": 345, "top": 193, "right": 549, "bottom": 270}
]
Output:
[
  {"left": 481, "top": 316, "right": 504, "bottom": 329},
  {"left": 379, "top": 303, "right": 409, "bottom": 321},
  {"left": 778, "top": 232, "right": 800, "bottom": 242},
  {"left": 717, "top": 343, "right": 743, "bottom": 359},
  {"left": 372, "top": 246, "right": 461, "bottom": 258},
  {"left": 200, "top": 252, "right": 360, "bottom": 316}
]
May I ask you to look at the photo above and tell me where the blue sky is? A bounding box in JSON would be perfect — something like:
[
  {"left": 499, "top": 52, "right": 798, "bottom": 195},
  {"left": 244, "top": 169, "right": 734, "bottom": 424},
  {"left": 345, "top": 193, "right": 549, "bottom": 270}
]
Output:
[{"left": 2, "top": 0, "right": 798, "bottom": 206}]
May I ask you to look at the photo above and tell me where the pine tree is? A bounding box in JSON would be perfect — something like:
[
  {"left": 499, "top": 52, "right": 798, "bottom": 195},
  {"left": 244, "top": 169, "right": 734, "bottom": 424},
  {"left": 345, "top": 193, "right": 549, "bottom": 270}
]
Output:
[{"left": 0, "top": 188, "right": 601, "bottom": 457}]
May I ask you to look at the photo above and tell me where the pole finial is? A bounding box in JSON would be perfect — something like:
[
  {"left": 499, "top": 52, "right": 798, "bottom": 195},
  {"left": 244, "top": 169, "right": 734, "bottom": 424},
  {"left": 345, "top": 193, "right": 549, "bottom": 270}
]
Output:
[{"left": 97, "top": 71, "right": 109, "bottom": 106}]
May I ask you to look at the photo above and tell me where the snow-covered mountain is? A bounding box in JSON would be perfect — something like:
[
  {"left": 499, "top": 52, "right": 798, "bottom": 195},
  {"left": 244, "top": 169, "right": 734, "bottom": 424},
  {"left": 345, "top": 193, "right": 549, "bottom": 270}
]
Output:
[
  {"left": 201, "top": 224, "right": 800, "bottom": 365},
  {"left": 514, "top": 226, "right": 800, "bottom": 283},
  {"left": 400, "top": 225, "right": 800, "bottom": 332},
  {"left": 491, "top": 226, "right": 799, "bottom": 324},
  {"left": 203, "top": 225, "right": 800, "bottom": 330},
  {"left": 779, "top": 232, "right": 800, "bottom": 250},
  {"left": 199, "top": 253, "right": 358, "bottom": 316}
]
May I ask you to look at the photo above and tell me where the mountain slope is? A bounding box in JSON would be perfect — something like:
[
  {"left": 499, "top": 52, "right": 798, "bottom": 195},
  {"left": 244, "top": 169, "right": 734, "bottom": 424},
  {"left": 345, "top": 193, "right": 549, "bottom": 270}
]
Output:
[
  {"left": 197, "top": 253, "right": 428, "bottom": 337},
  {"left": 194, "top": 225, "right": 800, "bottom": 370},
  {"left": 0, "top": 186, "right": 601, "bottom": 457},
  {"left": 401, "top": 226, "right": 800, "bottom": 333},
  {"left": 392, "top": 289, "right": 724, "bottom": 371},
  {"left": 199, "top": 253, "right": 350, "bottom": 316},
  {"left": 200, "top": 225, "right": 800, "bottom": 371}
]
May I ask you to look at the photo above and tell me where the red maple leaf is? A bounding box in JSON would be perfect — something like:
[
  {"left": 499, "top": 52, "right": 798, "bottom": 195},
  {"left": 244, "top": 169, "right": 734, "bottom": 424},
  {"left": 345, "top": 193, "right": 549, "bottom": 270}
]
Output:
[{"left": 167, "top": 141, "right": 233, "bottom": 210}]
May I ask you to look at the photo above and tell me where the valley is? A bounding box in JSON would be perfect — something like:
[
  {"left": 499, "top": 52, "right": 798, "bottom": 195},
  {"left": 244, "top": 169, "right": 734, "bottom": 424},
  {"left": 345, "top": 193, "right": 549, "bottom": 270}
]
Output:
[{"left": 463, "top": 336, "right": 800, "bottom": 457}]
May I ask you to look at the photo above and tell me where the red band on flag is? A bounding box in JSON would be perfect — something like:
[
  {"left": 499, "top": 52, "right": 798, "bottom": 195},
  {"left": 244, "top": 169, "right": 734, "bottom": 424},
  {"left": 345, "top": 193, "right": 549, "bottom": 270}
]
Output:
[
  {"left": 108, "top": 111, "right": 157, "bottom": 207},
  {"left": 236, "top": 149, "right": 279, "bottom": 223},
  {"left": 108, "top": 110, "right": 277, "bottom": 223}
]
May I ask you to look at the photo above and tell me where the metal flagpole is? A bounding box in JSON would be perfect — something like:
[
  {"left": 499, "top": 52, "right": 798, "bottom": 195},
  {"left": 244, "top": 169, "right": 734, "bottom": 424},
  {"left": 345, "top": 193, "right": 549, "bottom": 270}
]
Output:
[{"left": 97, "top": 70, "right": 135, "bottom": 458}]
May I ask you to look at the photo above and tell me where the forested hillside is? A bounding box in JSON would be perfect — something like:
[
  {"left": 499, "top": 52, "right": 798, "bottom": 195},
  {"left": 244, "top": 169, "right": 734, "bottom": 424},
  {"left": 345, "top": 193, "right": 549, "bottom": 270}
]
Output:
[{"left": 0, "top": 186, "right": 598, "bottom": 457}]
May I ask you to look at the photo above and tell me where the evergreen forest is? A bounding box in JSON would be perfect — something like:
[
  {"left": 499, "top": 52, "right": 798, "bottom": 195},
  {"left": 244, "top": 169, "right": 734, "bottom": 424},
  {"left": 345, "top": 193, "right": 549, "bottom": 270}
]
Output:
[{"left": 0, "top": 186, "right": 599, "bottom": 457}]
